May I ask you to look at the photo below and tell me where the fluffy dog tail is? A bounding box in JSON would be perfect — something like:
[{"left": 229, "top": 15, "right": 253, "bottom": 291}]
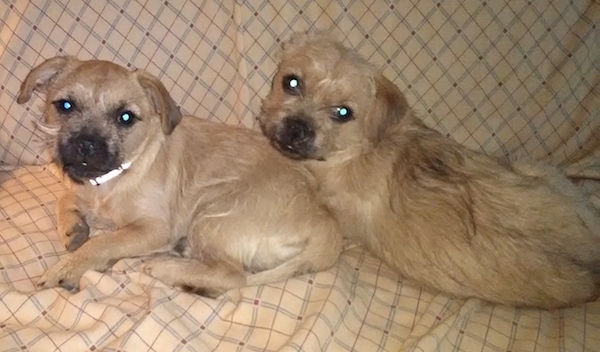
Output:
[{"left": 510, "top": 159, "right": 600, "bottom": 275}]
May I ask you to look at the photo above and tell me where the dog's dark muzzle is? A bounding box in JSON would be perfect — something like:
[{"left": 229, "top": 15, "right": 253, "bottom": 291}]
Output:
[
  {"left": 273, "top": 116, "right": 317, "bottom": 160},
  {"left": 58, "top": 133, "right": 120, "bottom": 182}
]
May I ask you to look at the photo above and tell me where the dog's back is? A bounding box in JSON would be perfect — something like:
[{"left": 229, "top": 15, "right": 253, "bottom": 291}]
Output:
[{"left": 360, "top": 121, "right": 600, "bottom": 308}]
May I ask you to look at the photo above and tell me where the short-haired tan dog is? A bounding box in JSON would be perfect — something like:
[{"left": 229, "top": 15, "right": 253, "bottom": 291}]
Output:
[
  {"left": 258, "top": 32, "right": 600, "bottom": 308},
  {"left": 18, "top": 56, "right": 342, "bottom": 297}
]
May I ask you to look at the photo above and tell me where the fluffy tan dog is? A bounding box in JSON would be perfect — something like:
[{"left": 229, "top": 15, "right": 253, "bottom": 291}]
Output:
[
  {"left": 17, "top": 56, "right": 342, "bottom": 297},
  {"left": 258, "top": 32, "right": 600, "bottom": 308}
]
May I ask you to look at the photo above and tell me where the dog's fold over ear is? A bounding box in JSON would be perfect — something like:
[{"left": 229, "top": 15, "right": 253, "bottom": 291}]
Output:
[
  {"left": 370, "top": 73, "right": 409, "bottom": 141},
  {"left": 282, "top": 31, "right": 314, "bottom": 52},
  {"left": 137, "top": 71, "right": 183, "bottom": 135},
  {"left": 17, "top": 56, "right": 76, "bottom": 104},
  {"left": 282, "top": 30, "right": 330, "bottom": 54}
]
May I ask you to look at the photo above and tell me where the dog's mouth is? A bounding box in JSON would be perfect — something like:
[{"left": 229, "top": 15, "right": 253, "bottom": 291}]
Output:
[
  {"left": 63, "top": 161, "right": 116, "bottom": 183},
  {"left": 270, "top": 138, "right": 311, "bottom": 160},
  {"left": 62, "top": 162, "right": 124, "bottom": 184}
]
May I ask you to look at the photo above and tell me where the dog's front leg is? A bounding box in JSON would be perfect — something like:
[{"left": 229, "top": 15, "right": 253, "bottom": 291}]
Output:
[
  {"left": 56, "top": 190, "right": 90, "bottom": 252},
  {"left": 38, "top": 220, "right": 169, "bottom": 292}
]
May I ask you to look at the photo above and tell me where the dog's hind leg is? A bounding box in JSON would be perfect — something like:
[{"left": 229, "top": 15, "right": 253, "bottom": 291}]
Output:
[
  {"left": 245, "top": 254, "right": 325, "bottom": 287},
  {"left": 246, "top": 230, "right": 343, "bottom": 287},
  {"left": 510, "top": 160, "right": 600, "bottom": 270},
  {"left": 143, "top": 256, "right": 247, "bottom": 298},
  {"left": 511, "top": 160, "right": 600, "bottom": 233}
]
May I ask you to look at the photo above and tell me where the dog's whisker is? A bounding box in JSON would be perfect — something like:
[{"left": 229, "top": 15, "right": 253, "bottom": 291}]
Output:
[{"left": 35, "top": 120, "right": 61, "bottom": 135}]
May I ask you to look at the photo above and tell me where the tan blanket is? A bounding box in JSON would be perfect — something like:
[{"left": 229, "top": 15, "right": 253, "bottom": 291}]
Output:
[{"left": 1, "top": 166, "right": 599, "bottom": 351}]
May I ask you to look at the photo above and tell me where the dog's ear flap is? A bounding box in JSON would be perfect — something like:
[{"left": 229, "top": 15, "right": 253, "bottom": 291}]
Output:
[
  {"left": 282, "top": 31, "right": 313, "bottom": 52},
  {"left": 281, "top": 30, "right": 329, "bottom": 54},
  {"left": 369, "top": 73, "right": 409, "bottom": 141},
  {"left": 137, "top": 71, "right": 183, "bottom": 135},
  {"left": 17, "top": 56, "right": 76, "bottom": 104}
]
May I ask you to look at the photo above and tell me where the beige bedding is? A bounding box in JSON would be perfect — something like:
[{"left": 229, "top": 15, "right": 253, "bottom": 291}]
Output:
[{"left": 1, "top": 1, "right": 599, "bottom": 351}]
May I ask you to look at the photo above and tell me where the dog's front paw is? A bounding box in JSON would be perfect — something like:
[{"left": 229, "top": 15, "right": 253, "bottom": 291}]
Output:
[
  {"left": 59, "top": 220, "right": 90, "bottom": 252},
  {"left": 143, "top": 258, "right": 180, "bottom": 286},
  {"left": 38, "top": 254, "right": 88, "bottom": 292}
]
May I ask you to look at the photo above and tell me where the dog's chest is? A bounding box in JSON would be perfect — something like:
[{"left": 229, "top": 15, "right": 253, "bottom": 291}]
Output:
[
  {"left": 85, "top": 212, "right": 117, "bottom": 231},
  {"left": 85, "top": 192, "right": 130, "bottom": 229}
]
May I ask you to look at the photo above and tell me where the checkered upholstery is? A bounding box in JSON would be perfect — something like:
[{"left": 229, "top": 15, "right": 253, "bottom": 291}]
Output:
[
  {"left": 2, "top": 1, "right": 598, "bottom": 176},
  {"left": 1, "top": 1, "right": 599, "bottom": 351}
]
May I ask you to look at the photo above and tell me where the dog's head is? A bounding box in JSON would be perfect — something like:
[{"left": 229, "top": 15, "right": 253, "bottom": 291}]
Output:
[
  {"left": 17, "top": 57, "right": 182, "bottom": 184},
  {"left": 258, "top": 32, "right": 409, "bottom": 162}
]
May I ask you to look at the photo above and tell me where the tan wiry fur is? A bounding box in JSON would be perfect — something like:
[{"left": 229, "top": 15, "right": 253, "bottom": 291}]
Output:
[
  {"left": 18, "top": 56, "right": 342, "bottom": 297},
  {"left": 258, "top": 32, "right": 600, "bottom": 308}
]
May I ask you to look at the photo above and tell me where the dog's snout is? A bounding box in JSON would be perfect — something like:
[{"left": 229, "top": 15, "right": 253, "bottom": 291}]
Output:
[
  {"left": 58, "top": 131, "right": 119, "bottom": 182},
  {"left": 271, "top": 116, "right": 317, "bottom": 159}
]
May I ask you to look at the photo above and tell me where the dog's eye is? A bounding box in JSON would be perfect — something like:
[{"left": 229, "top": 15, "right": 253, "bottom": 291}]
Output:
[
  {"left": 332, "top": 106, "right": 354, "bottom": 122},
  {"left": 117, "top": 111, "right": 136, "bottom": 126},
  {"left": 53, "top": 99, "right": 75, "bottom": 113},
  {"left": 282, "top": 75, "right": 302, "bottom": 95}
]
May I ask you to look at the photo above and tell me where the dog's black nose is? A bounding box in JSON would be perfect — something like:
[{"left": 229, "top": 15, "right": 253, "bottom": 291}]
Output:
[
  {"left": 287, "top": 118, "right": 310, "bottom": 142},
  {"left": 72, "top": 135, "right": 105, "bottom": 157},
  {"left": 77, "top": 140, "right": 96, "bottom": 156},
  {"left": 281, "top": 117, "right": 315, "bottom": 146}
]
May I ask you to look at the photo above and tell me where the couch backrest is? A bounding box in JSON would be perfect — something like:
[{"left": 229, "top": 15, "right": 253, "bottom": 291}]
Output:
[{"left": 1, "top": 1, "right": 597, "bottom": 178}]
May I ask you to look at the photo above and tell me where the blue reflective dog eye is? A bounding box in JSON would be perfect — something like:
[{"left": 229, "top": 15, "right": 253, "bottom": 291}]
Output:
[
  {"left": 54, "top": 99, "right": 74, "bottom": 112},
  {"left": 283, "top": 75, "right": 302, "bottom": 95},
  {"left": 332, "top": 106, "right": 353, "bottom": 122},
  {"left": 118, "top": 111, "right": 135, "bottom": 125}
]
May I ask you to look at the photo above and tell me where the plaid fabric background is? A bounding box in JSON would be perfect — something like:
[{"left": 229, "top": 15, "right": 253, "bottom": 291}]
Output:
[
  {"left": 1, "top": 0, "right": 599, "bottom": 351},
  {"left": 1, "top": 0, "right": 598, "bottom": 175}
]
